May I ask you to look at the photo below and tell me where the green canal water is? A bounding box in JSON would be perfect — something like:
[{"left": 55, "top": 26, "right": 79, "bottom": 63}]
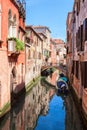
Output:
[{"left": 0, "top": 71, "right": 86, "bottom": 130}]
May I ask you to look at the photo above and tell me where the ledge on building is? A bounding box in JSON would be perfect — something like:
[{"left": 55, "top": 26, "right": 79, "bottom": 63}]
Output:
[{"left": 8, "top": 51, "right": 20, "bottom": 57}]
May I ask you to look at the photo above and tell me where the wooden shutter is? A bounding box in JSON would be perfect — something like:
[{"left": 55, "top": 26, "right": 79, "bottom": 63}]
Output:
[
  {"left": 71, "top": 60, "right": 75, "bottom": 74},
  {"left": 80, "top": 25, "right": 83, "bottom": 51},
  {"left": 81, "top": 62, "right": 84, "bottom": 86},
  {"left": 85, "top": 18, "right": 87, "bottom": 41},
  {"left": 76, "top": 61, "right": 79, "bottom": 79},
  {"left": 84, "top": 62, "right": 87, "bottom": 88},
  {"left": 83, "top": 18, "right": 87, "bottom": 42}
]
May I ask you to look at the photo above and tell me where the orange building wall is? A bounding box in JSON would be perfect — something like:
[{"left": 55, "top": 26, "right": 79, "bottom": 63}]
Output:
[{"left": 0, "top": 0, "right": 25, "bottom": 111}]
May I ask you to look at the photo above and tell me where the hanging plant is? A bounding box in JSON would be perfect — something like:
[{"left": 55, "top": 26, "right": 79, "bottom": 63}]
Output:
[
  {"left": 15, "top": 38, "right": 24, "bottom": 51},
  {"left": 7, "top": 37, "right": 24, "bottom": 51}
]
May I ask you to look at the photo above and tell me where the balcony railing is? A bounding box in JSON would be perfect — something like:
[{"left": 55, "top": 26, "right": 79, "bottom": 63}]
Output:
[
  {"left": 7, "top": 37, "right": 24, "bottom": 55},
  {"left": 8, "top": 40, "right": 16, "bottom": 53},
  {"left": 11, "top": 0, "right": 26, "bottom": 20}
]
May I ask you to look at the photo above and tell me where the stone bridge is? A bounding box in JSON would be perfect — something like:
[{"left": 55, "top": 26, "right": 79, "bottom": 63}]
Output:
[{"left": 41, "top": 64, "right": 67, "bottom": 75}]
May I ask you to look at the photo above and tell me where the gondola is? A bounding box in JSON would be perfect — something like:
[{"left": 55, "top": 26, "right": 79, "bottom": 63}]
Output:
[{"left": 56, "top": 73, "right": 69, "bottom": 94}]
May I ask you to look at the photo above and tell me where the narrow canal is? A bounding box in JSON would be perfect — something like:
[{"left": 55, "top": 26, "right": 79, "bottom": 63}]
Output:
[{"left": 0, "top": 70, "right": 86, "bottom": 130}]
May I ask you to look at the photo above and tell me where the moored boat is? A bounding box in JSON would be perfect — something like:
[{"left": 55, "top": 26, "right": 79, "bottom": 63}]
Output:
[{"left": 56, "top": 73, "right": 69, "bottom": 94}]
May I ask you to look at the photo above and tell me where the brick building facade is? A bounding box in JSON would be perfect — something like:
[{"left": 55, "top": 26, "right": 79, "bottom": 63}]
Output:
[
  {"left": 0, "top": 0, "right": 26, "bottom": 117},
  {"left": 25, "top": 26, "right": 43, "bottom": 85},
  {"left": 66, "top": 0, "right": 87, "bottom": 122}
]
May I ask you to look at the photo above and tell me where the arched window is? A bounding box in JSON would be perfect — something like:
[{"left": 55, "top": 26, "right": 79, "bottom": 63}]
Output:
[
  {"left": 12, "top": 14, "right": 17, "bottom": 37},
  {"left": 8, "top": 9, "right": 12, "bottom": 37},
  {"left": 12, "top": 66, "right": 17, "bottom": 78},
  {"left": 8, "top": 10, "right": 17, "bottom": 38},
  {"left": 13, "top": 14, "right": 16, "bottom": 25},
  {"left": 8, "top": 9, "right": 12, "bottom": 20}
]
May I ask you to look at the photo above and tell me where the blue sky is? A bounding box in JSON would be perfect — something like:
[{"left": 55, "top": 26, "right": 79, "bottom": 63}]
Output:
[{"left": 26, "top": 0, "right": 74, "bottom": 41}]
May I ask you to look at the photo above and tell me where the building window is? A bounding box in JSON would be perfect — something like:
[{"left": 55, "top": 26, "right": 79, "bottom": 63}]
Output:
[
  {"left": 81, "top": 62, "right": 87, "bottom": 88},
  {"left": 76, "top": 1, "right": 80, "bottom": 16},
  {"left": 67, "top": 31, "right": 69, "bottom": 42},
  {"left": 33, "top": 67, "right": 35, "bottom": 73},
  {"left": 83, "top": 18, "right": 87, "bottom": 42},
  {"left": 18, "top": 29, "right": 20, "bottom": 39},
  {"left": 8, "top": 9, "right": 12, "bottom": 37},
  {"left": 12, "top": 14, "right": 17, "bottom": 37},
  {"left": 8, "top": 10, "right": 17, "bottom": 38},
  {"left": 71, "top": 60, "right": 75, "bottom": 75},
  {"left": 22, "top": 33, "right": 25, "bottom": 43},
  {"left": 75, "top": 61, "right": 79, "bottom": 79},
  {"left": 28, "top": 49, "right": 31, "bottom": 59},
  {"left": 80, "top": 25, "right": 83, "bottom": 51},
  {"left": 76, "top": 28, "right": 80, "bottom": 51}
]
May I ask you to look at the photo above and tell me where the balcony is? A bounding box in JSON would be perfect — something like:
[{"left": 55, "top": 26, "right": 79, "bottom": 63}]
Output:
[
  {"left": 8, "top": 39, "right": 16, "bottom": 53},
  {"left": 7, "top": 38, "right": 24, "bottom": 56}
]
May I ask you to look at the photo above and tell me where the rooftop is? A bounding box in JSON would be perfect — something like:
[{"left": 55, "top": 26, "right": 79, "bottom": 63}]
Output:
[{"left": 53, "top": 39, "right": 65, "bottom": 44}]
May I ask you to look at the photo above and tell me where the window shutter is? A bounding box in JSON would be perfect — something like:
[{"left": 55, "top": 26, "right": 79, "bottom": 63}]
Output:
[
  {"left": 85, "top": 18, "right": 87, "bottom": 41},
  {"left": 76, "top": 61, "right": 79, "bottom": 79},
  {"left": 83, "top": 18, "right": 87, "bottom": 42},
  {"left": 81, "top": 62, "right": 84, "bottom": 86},
  {"left": 76, "top": 32, "right": 78, "bottom": 50},
  {"left": 71, "top": 60, "right": 74, "bottom": 74},
  {"left": 78, "top": 27, "right": 80, "bottom": 51},
  {"left": 84, "top": 62, "right": 87, "bottom": 88},
  {"left": 83, "top": 19, "right": 85, "bottom": 42},
  {"left": 80, "top": 25, "right": 83, "bottom": 51}
]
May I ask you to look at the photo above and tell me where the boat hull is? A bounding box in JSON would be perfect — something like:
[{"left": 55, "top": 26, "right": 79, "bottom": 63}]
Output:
[{"left": 56, "top": 79, "right": 68, "bottom": 94}]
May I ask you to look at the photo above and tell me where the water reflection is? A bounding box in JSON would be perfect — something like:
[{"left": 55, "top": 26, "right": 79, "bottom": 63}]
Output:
[
  {"left": 0, "top": 71, "right": 86, "bottom": 130},
  {"left": 0, "top": 80, "right": 55, "bottom": 130},
  {"left": 24, "top": 81, "right": 55, "bottom": 130},
  {"left": 0, "top": 113, "right": 10, "bottom": 130},
  {"left": 10, "top": 94, "right": 25, "bottom": 130},
  {"left": 35, "top": 94, "right": 65, "bottom": 130},
  {"left": 65, "top": 94, "right": 85, "bottom": 130}
]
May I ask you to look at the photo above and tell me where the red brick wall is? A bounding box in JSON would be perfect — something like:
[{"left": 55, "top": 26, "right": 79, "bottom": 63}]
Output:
[
  {"left": 0, "top": 0, "right": 19, "bottom": 108},
  {"left": 19, "top": 17, "right": 25, "bottom": 30}
]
